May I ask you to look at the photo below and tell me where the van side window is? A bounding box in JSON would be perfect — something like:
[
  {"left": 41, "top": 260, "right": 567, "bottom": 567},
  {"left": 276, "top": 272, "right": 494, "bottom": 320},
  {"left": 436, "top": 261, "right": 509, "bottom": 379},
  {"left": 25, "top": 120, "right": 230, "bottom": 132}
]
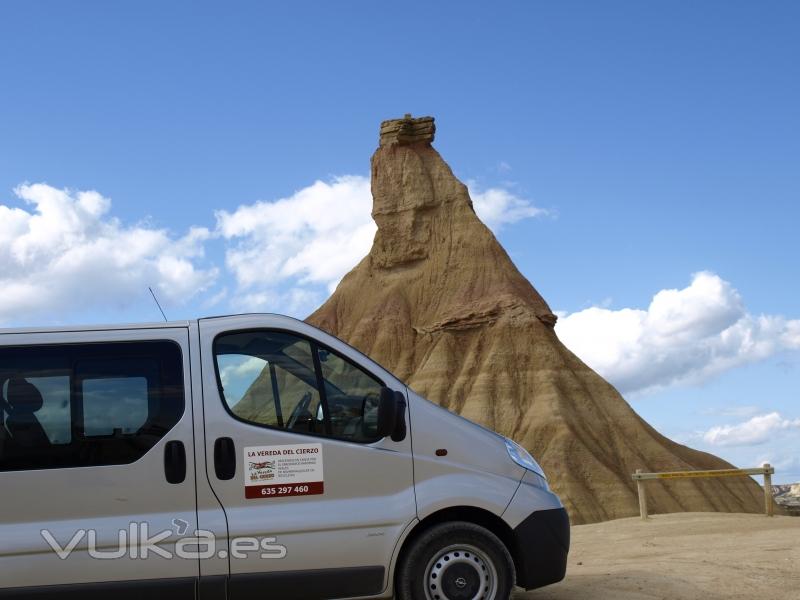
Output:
[
  {"left": 77, "top": 358, "right": 158, "bottom": 437},
  {"left": 215, "top": 331, "right": 385, "bottom": 443},
  {"left": 4, "top": 375, "right": 72, "bottom": 445},
  {"left": 0, "top": 341, "right": 184, "bottom": 472},
  {"left": 316, "top": 348, "right": 383, "bottom": 442},
  {"left": 217, "top": 331, "right": 325, "bottom": 435}
]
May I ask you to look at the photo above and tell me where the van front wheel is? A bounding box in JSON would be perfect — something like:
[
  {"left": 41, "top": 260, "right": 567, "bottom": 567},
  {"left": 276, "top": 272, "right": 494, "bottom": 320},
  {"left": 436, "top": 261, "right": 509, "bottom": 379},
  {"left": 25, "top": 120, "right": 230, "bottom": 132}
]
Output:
[{"left": 396, "top": 521, "right": 515, "bottom": 600}]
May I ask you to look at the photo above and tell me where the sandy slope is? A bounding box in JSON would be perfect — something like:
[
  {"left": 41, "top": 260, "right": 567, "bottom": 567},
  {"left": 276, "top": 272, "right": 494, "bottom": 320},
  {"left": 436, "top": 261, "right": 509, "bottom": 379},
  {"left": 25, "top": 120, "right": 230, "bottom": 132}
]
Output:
[{"left": 517, "top": 513, "right": 800, "bottom": 600}]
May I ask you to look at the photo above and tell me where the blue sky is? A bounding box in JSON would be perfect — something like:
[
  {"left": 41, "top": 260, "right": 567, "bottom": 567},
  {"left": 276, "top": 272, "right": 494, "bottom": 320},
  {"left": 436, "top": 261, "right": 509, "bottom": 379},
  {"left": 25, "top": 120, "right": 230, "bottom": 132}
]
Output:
[{"left": 1, "top": 1, "right": 798, "bottom": 482}]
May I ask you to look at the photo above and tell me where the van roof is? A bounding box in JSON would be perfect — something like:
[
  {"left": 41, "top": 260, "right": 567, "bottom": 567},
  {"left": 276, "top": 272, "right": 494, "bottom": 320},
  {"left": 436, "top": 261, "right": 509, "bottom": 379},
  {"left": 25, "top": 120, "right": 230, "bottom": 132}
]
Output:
[
  {"left": 0, "top": 313, "right": 309, "bottom": 336},
  {"left": 0, "top": 320, "right": 193, "bottom": 335}
]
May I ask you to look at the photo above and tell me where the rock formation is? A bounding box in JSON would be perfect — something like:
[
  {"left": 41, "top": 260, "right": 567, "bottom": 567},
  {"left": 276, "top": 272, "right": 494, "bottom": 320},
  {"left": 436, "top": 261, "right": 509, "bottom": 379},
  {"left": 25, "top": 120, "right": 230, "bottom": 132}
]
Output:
[
  {"left": 307, "top": 115, "right": 767, "bottom": 524},
  {"left": 774, "top": 483, "right": 800, "bottom": 516}
]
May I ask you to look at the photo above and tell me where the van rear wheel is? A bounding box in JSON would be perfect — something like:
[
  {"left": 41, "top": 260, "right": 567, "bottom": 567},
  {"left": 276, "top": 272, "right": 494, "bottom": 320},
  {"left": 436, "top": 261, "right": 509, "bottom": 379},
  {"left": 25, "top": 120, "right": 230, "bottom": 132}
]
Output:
[{"left": 397, "top": 521, "right": 515, "bottom": 600}]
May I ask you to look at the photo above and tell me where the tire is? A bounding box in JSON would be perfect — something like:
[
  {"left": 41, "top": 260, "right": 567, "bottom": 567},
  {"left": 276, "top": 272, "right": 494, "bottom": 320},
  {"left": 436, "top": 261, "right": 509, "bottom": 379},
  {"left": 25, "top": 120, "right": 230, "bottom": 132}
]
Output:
[{"left": 396, "top": 521, "right": 515, "bottom": 600}]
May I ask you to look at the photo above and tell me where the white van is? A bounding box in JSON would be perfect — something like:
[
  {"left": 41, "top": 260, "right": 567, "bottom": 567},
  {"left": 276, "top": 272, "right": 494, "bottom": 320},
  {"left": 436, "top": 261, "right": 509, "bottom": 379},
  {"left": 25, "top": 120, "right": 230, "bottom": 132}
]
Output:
[{"left": 0, "top": 314, "right": 568, "bottom": 599}]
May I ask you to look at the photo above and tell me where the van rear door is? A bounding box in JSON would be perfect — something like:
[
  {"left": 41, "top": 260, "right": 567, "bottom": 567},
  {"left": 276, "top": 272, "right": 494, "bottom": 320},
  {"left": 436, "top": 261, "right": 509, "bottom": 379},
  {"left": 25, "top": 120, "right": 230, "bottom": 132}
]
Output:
[
  {"left": 198, "top": 315, "right": 416, "bottom": 599},
  {"left": 0, "top": 326, "right": 198, "bottom": 598}
]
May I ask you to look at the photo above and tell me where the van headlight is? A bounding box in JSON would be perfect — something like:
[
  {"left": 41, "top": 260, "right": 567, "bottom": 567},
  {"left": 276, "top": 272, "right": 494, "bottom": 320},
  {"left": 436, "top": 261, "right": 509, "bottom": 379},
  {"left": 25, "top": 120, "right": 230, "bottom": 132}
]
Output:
[{"left": 505, "top": 438, "right": 547, "bottom": 479}]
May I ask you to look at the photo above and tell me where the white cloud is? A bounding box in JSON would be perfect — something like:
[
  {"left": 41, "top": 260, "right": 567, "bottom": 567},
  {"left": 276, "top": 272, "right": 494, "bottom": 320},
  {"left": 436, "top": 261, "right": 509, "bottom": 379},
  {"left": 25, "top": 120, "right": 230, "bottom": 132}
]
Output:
[
  {"left": 230, "top": 288, "right": 324, "bottom": 317},
  {"left": 217, "top": 175, "right": 545, "bottom": 314},
  {"left": 217, "top": 176, "right": 375, "bottom": 296},
  {"left": 701, "top": 405, "right": 761, "bottom": 419},
  {"left": 556, "top": 272, "right": 800, "bottom": 395},
  {"left": 201, "top": 287, "right": 229, "bottom": 310},
  {"left": 703, "top": 412, "right": 800, "bottom": 447},
  {"left": 467, "top": 181, "right": 548, "bottom": 229},
  {"left": 0, "top": 183, "right": 216, "bottom": 323}
]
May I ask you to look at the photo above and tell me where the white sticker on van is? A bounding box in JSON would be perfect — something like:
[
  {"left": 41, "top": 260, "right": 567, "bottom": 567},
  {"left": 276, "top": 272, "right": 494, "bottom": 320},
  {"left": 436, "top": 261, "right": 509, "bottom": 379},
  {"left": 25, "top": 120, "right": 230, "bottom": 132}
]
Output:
[{"left": 244, "top": 443, "right": 324, "bottom": 499}]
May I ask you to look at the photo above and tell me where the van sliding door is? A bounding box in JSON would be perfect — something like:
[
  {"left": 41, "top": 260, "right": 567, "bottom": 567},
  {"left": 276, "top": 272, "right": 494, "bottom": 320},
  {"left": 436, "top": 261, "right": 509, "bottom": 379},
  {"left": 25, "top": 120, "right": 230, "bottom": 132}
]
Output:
[{"left": 0, "top": 327, "right": 198, "bottom": 599}]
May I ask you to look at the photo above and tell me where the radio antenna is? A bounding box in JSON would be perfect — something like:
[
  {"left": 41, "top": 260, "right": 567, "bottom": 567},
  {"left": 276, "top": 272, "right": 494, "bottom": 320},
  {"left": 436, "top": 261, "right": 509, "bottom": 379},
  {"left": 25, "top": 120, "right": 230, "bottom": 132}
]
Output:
[{"left": 148, "top": 287, "right": 168, "bottom": 322}]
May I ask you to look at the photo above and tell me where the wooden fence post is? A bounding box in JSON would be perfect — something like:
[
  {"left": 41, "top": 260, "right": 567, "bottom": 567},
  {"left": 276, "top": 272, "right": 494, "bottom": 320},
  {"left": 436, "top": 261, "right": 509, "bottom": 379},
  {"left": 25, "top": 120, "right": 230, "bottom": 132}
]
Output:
[
  {"left": 763, "top": 464, "right": 774, "bottom": 517},
  {"left": 636, "top": 469, "right": 648, "bottom": 520}
]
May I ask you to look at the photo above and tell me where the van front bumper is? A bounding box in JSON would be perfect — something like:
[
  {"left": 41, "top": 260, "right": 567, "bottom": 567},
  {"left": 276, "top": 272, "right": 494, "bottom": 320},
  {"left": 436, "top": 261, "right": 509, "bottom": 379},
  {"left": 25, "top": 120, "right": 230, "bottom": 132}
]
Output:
[{"left": 511, "top": 506, "right": 570, "bottom": 590}]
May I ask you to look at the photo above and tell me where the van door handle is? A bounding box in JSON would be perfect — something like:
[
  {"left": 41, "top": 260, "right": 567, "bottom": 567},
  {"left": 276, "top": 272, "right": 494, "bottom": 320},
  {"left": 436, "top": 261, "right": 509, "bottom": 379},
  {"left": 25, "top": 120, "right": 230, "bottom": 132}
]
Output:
[
  {"left": 164, "top": 440, "right": 187, "bottom": 484},
  {"left": 214, "top": 437, "right": 236, "bottom": 480}
]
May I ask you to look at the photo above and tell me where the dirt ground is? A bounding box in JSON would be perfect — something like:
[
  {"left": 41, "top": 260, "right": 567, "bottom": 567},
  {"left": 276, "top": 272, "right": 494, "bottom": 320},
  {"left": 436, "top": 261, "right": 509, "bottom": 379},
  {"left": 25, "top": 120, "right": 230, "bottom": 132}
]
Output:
[{"left": 515, "top": 512, "right": 800, "bottom": 600}]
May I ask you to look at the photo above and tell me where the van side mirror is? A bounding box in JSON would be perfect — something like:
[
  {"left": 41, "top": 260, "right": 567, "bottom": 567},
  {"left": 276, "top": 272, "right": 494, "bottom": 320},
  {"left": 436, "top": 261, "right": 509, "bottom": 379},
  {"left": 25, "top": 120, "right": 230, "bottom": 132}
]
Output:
[
  {"left": 374, "top": 387, "right": 407, "bottom": 441},
  {"left": 376, "top": 387, "right": 398, "bottom": 439}
]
